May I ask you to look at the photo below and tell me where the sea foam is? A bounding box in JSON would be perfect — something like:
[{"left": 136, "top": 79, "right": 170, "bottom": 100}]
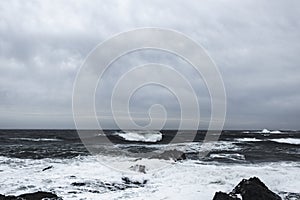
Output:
[{"left": 116, "top": 131, "right": 163, "bottom": 142}]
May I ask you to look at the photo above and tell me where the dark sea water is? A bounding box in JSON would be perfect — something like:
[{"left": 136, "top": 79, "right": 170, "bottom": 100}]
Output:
[
  {"left": 0, "top": 129, "right": 299, "bottom": 163},
  {"left": 0, "top": 129, "right": 299, "bottom": 199}
]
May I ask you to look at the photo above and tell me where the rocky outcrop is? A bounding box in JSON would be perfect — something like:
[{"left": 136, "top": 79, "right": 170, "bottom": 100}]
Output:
[
  {"left": 213, "top": 177, "right": 282, "bottom": 200},
  {"left": 71, "top": 177, "right": 147, "bottom": 192},
  {"left": 129, "top": 164, "right": 146, "bottom": 173},
  {"left": 0, "top": 191, "right": 61, "bottom": 200},
  {"left": 213, "top": 192, "right": 240, "bottom": 200}
]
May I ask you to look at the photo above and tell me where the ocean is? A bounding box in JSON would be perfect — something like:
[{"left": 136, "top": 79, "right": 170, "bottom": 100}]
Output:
[{"left": 0, "top": 129, "right": 299, "bottom": 199}]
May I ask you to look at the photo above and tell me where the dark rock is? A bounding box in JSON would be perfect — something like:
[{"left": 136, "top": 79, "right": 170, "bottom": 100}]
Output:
[
  {"left": 71, "top": 182, "right": 86, "bottom": 187},
  {"left": 213, "top": 177, "right": 282, "bottom": 200},
  {"left": 42, "top": 166, "right": 53, "bottom": 171},
  {"left": 213, "top": 192, "right": 240, "bottom": 200},
  {"left": 0, "top": 191, "right": 61, "bottom": 200},
  {"left": 18, "top": 191, "right": 61, "bottom": 200},
  {"left": 0, "top": 194, "right": 18, "bottom": 200},
  {"left": 121, "top": 177, "right": 147, "bottom": 186},
  {"left": 87, "top": 190, "right": 100, "bottom": 194},
  {"left": 70, "top": 178, "right": 148, "bottom": 193},
  {"left": 232, "top": 177, "right": 281, "bottom": 200},
  {"left": 129, "top": 164, "right": 146, "bottom": 173},
  {"left": 151, "top": 150, "right": 187, "bottom": 161}
]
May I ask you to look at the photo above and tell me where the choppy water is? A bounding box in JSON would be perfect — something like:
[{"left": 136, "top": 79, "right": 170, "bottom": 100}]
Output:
[{"left": 0, "top": 129, "right": 299, "bottom": 199}]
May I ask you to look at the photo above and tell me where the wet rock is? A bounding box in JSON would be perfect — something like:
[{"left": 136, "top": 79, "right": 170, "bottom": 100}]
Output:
[
  {"left": 42, "top": 166, "right": 53, "bottom": 171},
  {"left": 213, "top": 192, "right": 240, "bottom": 200},
  {"left": 121, "top": 177, "right": 147, "bottom": 186},
  {"left": 213, "top": 177, "right": 282, "bottom": 200},
  {"left": 70, "top": 177, "right": 147, "bottom": 193},
  {"left": 71, "top": 182, "right": 86, "bottom": 186},
  {"left": 0, "top": 194, "right": 17, "bottom": 200},
  {"left": 18, "top": 191, "right": 61, "bottom": 200},
  {"left": 129, "top": 164, "right": 146, "bottom": 173},
  {"left": 0, "top": 191, "right": 61, "bottom": 200},
  {"left": 232, "top": 177, "right": 281, "bottom": 200}
]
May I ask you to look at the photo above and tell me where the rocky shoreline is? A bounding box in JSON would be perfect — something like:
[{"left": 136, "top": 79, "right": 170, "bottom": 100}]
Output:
[
  {"left": 0, "top": 176, "right": 147, "bottom": 200},
  {"left": 0, "top": 177, "right": 298, "bottom": 200}
]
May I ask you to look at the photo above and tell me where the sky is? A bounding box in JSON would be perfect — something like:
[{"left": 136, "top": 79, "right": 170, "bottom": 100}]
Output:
[{"left": 0, "top": 0, "right": 300, "bottom": 130}]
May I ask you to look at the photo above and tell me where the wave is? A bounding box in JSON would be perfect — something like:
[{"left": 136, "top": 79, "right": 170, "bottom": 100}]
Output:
[
  {"left": 235, "top": 138, "right": 263, "bottom": 142},
  {"left": 116, "top": 131, "right": 163, "bottom": 143},
  {"left": 242, "top": 131, "right": 250, "bottom": 133},
  {"left": 209, "top": 153, "right": 245, "bottom": 161},
  {"left": 270, "top": 138, "right": 300, "bottom": 145},
  {"left": 260, "top": 129, "right": 282, "bottom": 134},
  {"left": 270, "top": 130, "right": 282, "bottom": 134},
  {"left": 9, "top": 138, "right": 62, "bottom": 142}
]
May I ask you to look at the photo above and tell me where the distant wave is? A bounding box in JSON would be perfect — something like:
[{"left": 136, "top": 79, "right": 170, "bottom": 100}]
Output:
[
  {"left": 260, "top": 129, "right": 282, "bottom": 134},
  {"left": 209, "top": 153, "right": 245, "bottom": 161},
  {"left": 270, "top": 130, "right": 282, "bottom": 134},
  {"left": 270, "top": 138, "right": 300, "bottom": 145},
  {"left": 116, "top": 131, "right": 163, "bottom": 142},
  {"left": 9, "top": 138, "right": 62, "bottom": 142},
  {"left": 235, "top": 138, "right": 263, "bottom": 142}
]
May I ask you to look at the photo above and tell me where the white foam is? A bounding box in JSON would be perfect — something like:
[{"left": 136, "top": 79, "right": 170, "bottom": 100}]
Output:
[
  {"left": 259, "top": 129, "right": 282, "bottom": 134},
  {"left": 116, "top": 131, "right": 162, "bottom": 142},
  {"left": 270, "top": 130, "right": 282, "bottom": 134},
  {"left": 270, "top": 138, "right": 300, "bottom": 145},
  {"left": 235, "top": 138, "right": 262, "bottom": 142},
  {"left": 9, "top": 138, "right": 62, "bottom": 142},
  {"left": 0, "top": 156, "right": 299, "bottom": 200},
  {"left": 242, "top": 131, "right": 250, "bottom": 133},
  {"left": 209, "top": 153, "right": 245, "bottom": 161},
  {"left": 261, "top": 129, "right": 270, "bottom": 134}
]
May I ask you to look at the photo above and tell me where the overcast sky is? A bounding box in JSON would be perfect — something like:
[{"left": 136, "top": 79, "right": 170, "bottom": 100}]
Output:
[{"left": 0, "top": 0, "right": 300, "bottom": 130}]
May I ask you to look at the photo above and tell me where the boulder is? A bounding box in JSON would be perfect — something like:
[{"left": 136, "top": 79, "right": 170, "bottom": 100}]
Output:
[
  {"left": 129, "top": 164, "right": 146, "bottom": 173},
  {"left": 213, "top": 177, "right": 281, "bottom": 200},
  {"left": 213, "top": 192, "right": 240, "bottom": 200},
  {"left": 121, "top": 177, "right": 147, "bottom": 186},
  {"left": 18, "top": 191, "right": 61, "bottom": 200},
  {"left": 232, "top": 177, "right": 281, "bottom": 200},
  {"left": 0, "top": 191, "right": 61, "bottom": 200},
  {"left": 42, "top": 166, "right": 53, "bottom": 171}
]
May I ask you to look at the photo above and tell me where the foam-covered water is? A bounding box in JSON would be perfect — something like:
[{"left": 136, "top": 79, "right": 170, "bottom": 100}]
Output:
[
  {"left": 0, "top": 129, "right": 299, "bottom": 199},
  {"left": 0, "top": 156, "right": 299, "bottom": 200}
]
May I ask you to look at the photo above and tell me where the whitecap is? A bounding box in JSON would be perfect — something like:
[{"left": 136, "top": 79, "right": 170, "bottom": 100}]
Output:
[
  {"left": 270, "top": 130, "right": 282, "bottom": 134},
  {"left": 269, "top": 138, "right": 300, "bottom": 145},
  {"left": 209, "top": 153, "right": 245, "bottom": 161},
  {"left": 235, "top": 138, "right": 262, "bottom": 142},
  {"left": 242, "top": 131, "right": 250, "bottom": 133},
  {"left": 9, "top": 138, "right": 62, "bottom": 142},
  {"left": 116, "top": 131, "right": 162, "bottom": 142},
  {"left": 261, "top": 129, "right": 270, "bottom": 134}
]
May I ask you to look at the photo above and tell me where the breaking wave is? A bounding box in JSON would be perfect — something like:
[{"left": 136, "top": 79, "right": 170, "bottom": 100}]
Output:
[
  {"left": 116, "top": 131, "right": 163, "bottom": 143},
  {"left": 9, "top": 138, "right": 62, "bottom": 142},
  {"left": 270, "top": 138, "right": 300, "bottom": 145}
]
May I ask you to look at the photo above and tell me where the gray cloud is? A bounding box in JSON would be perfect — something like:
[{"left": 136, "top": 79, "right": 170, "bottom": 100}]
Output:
[{"left": 0, "top": 0, "right": 300, "bottom": 129}]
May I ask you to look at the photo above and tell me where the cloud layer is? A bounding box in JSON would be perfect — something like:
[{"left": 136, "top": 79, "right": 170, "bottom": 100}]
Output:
[{"left": 0, "top": 0, "right": 300, "bottom": 129}]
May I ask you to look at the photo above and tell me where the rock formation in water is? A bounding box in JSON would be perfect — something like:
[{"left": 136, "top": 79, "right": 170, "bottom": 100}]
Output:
[
  {"left": 213, "top": 177, "right": 282, "bottom": 200},
  {"left": 0, "top": 191, "right": 61, "bottom": 200}
]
